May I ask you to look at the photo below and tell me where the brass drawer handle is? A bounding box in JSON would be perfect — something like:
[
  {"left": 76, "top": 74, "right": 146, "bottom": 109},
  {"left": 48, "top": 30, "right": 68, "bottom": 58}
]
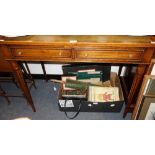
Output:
[
  {"left": 59, "top": 52, "right": 62, "bottom": 56},
  {"left": 85, "top": 53, "right": 88, "bottom": 57},
  {"left": 18, "top": 51, "right": 22, "bottom": 55},
  {"left": 129, "top": 54, "right": 133, "bottom": 58}
]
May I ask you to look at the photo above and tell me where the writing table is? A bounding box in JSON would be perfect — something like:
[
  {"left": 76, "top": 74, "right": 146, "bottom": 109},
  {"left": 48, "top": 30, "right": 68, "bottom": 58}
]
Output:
[{"left": 0, "top": 35, "right": 155, "bottom": 117}]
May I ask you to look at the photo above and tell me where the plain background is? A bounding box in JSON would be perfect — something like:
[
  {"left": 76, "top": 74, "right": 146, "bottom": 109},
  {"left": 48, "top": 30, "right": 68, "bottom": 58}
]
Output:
[{"left": 0, "top": 0, "right": 155, "bottom": 155}]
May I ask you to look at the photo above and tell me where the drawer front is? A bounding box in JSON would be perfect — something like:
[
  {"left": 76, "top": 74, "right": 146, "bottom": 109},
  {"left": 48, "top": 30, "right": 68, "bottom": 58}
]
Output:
[
  {"left": 76, "top": 50, "right": 143, "bottom": 61},
  {"left": 0, "top": 52, "right": 12, "bottom": 71},
  {"left": 12, "top": 49, "right": 72, "bottom": 59},
  {"left": 0, "top": 61, "right": 12, "bottom": 72}
]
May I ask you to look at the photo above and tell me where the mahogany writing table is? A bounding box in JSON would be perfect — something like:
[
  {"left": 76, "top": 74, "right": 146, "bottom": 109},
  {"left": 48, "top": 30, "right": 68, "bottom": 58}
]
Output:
[{"left": 0, "top": 35, "right": 155, "bottom": 117}]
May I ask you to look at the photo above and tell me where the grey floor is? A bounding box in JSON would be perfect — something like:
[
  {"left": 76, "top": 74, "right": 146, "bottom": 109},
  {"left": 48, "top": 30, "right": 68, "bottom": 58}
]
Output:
[{"left": 0, "top": 80, "right": 131, "bottom": 120}]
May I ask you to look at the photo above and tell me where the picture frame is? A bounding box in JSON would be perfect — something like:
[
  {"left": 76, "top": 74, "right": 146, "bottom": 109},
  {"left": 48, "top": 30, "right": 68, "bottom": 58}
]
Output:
[
  {"left": 138, "top": 97, "right": 155, "bottom": 120},
  {"left": 132, "top": 75, "right": 155, "bottom": 119},
  {"left": 145, "top": 78, "right": 155, "bottom": 97}
]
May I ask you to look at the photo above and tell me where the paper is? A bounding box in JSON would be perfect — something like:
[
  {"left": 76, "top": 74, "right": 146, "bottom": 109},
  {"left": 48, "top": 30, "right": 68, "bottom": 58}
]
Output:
[{"left": 59, "top": 100, "right": 74, "bottom": 108}]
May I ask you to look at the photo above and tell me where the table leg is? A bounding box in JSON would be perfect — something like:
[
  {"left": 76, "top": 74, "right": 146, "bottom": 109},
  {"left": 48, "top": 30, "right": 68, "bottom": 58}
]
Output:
[
  {"left": 123, "top": 64, "right": 147, "bottom": 118},
  {"left": 11, "top": 61, "right": 36, "bottom": 112},
  {"left": 41, "top": 62, "right": 48, "bottom": 82},
  {"left": 24, "top": 62, "right": 37, "bottom": 89}
]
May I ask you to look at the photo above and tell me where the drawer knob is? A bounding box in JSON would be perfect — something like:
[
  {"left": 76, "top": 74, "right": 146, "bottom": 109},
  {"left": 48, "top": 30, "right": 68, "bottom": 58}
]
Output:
[
  {"left": 59, "top": 52, "right": 62, "bottom": 56},
  {"left": 129, "top": 54, "right": 132, "bottom": 58},
  {"left": 18, "top": 51, "right": 22, "bottom": 55},
  {"left": 85, "top": 53, "right": 88, "bottom": 57}
]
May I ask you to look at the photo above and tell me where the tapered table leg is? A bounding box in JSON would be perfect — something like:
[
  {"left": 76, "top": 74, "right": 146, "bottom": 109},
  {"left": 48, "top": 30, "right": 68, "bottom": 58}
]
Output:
[
  {"left": 24, "top": 62, "right": 37, "bottom": 89},
  {"left": 123, "top": 64, "right": 147, "bottom": 118},
  {"left": 41, "top": 62, "right": 48, "bottom": 82},
  {"left": 13, "top": 62, "right": 36, "bottom": 112}
]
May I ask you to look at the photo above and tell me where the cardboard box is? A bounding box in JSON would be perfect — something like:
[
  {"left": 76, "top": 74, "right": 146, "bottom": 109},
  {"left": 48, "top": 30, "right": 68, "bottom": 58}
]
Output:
[{"left": 58, "top": 72, "right": 124, "bottom": 112}]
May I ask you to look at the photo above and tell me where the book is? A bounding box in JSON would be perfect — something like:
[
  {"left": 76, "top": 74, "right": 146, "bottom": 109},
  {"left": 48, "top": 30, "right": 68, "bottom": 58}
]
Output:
[
  {"left": 65, "top": 79, "right": 90, "bottom": 92},
  {"left": 78, "top": 78, "right": 101, "bottom": 84},
  {"left": 77, "top": 71, "right": 102, "bottom": 80},
  {"left": 65, "top": 79, "right": 100, "bottom": 92},
  {"left": 78, "top": 79, "right": 111, "bottom": 87},
  {"left": 78, "top": 69, "right": 96, "bottom": 72},
  {"left": 62, "top": 90, "right": 86, "bottom": 98},
  {"left": 61, "top": 76, "right": 77, "bottom": 90},
  {"left": 88, "top": 86, "right": 120, "bottom": 102}
]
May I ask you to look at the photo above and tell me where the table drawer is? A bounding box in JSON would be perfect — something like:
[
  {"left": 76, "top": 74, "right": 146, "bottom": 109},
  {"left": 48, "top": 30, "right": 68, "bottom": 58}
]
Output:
[
  {"left": 0, "top": 52, "right": 12, "bottom": 71},
  {"left": 12, "top": 49, "right": 72, "bottom": 59},
  {"left": 76, "top": 50, "right": 143, "bottom": 61}
]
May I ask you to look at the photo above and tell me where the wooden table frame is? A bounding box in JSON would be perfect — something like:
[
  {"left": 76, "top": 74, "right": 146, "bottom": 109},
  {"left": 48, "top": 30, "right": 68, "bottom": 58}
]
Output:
[{"left": 0, "top": 35, "right": 155, "bottom": 116}]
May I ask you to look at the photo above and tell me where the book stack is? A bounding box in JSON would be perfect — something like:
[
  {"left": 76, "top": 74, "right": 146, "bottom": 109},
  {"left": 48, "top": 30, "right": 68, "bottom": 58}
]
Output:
[
  {"left": 68, "top": 69, "right": 102, "bottom": 84},
  {"left": 62, "top": 64, "right": 111, "bottom": 82},
  {"left": 60, "top": 68, "right": 108, "bottom": 99},
  {"left": 52, "top": 66, "right": 121, "bottom": 101},
  {"left": 62, "top": 78, "right": 96, "bottom": 99}
]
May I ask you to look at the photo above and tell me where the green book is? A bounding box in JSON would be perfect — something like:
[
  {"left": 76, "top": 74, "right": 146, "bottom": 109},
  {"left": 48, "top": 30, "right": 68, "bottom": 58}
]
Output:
[
  {"left": 67, "top": 72, "right": 78, "bottom": 75},
  {"left": 65, "top": 79, "right": 89, "bottom": 91},
  {"left": 67, "top": 71, "right": 102, "bottom": 78},
  {"left": 65, "top": 79, "right": 98, "bottom": 92},
  {"left": 77, "top": 72, "right": 102, "bottom": 80}
]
